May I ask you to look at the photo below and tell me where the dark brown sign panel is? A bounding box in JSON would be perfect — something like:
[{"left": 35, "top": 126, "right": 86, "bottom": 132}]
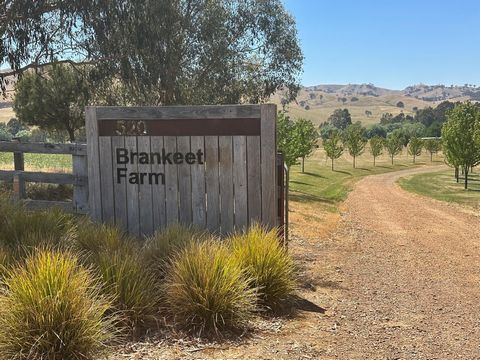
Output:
[{"left": 86, "top": 105, "right": 277, "bottom": 237}]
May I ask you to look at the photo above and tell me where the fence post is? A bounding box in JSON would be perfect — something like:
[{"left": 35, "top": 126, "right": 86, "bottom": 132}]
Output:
[
  {"left": 12, "top": 138, "right": 25, "bottom": 201},
  {"left": 72, "top": 145, "right": 89, "bottom": 213}
]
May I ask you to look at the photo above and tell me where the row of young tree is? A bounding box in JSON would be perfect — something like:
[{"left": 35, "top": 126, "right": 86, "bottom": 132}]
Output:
[{"left": 322, "top": 127, "right": 441, "bottom": 170}]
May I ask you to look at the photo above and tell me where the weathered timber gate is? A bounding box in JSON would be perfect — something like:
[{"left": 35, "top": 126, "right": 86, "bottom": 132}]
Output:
[{"left": 86, "top": 104, "right": 278, "bottom": 236}]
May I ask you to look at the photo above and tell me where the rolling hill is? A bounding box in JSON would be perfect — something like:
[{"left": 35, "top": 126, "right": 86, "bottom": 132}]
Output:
[{"left": 272, "top": 83, "right": 478, "bottom": 127}]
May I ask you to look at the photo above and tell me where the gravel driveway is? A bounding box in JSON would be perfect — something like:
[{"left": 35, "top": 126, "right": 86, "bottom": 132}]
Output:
[{"left": 331, "top": 165, "right": 480, "bottom": 359}]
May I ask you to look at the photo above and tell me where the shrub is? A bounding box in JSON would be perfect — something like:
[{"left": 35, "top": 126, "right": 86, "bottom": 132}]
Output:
[
  {"left": 230, "top": 225, "right": 296, "bottom": 310},
  {"left": 142, "top": 224, "right": 209, "bottom": 276},
  {"left": 164, "top": 239, "right": 256, "bottom": 335},
  {"left": 94, "top": 250, "right": 161, "bottom": 335},
  {"left": 0, "top": 249, "right": 116, "bottom": 359}
]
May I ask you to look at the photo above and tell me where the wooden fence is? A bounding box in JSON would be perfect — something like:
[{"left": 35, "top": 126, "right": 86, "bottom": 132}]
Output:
[{"left": 0, "top": 140, "right": 89, "bottom": 213}]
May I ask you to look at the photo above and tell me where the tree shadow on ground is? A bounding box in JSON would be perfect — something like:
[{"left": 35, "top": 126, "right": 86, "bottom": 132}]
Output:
[
  {"left": 272, "top": 295, "right": 327, "bottom": 318},
  {"left": 301, "top": 172, "right": 326, "bottom": 179},
  {"left": 288, "top": 191, "right": 335, "bottom": 204},
  {"left": 355, "top": 167, "right": 371, "bottom": 171},
  {"left": 332, "top": 169, "right": 351, "bottom": 175}
]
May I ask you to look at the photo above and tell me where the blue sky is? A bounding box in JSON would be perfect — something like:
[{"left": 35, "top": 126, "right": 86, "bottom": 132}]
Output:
[{"left": 282, "top": 0, "right": 480, "bottom": 89}]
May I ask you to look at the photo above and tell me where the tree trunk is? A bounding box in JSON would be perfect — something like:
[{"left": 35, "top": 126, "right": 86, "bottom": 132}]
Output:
[
  {"left": 373, "top": 156, "right": 376, "bottom": 167},
  {"left": 413, "top": 154, "right": 416, "bottom": 164},
  {"left": 331, "top": 158, "right": 334, "bottom": 171},
  {"left": 464, "top": 166, "right": 469, "bottom": 189},
  {"left": 391, "top": 155, "right": 394, "bottom": 165},
  {"left": 430, "top": 152, "right": 433, "bottom": 162},
  {"left": 301, "top": 157, "right": 305, "bottom": 173},
  {"left": 455, "top": 167, "right": 459, "bottom": 183},
  {"left": 353, "top": 155, "right": 356, "bottom": 168},
  {"left": 66, "top": 127, "right": 75, "bottom": 142}
]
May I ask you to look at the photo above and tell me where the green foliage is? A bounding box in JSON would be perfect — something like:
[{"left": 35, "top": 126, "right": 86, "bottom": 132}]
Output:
[
  {"left": 14, "top": 65, "right": 90, "bottom": 141},
  {"left": 384, "top": 133, "right": 404, "bottom": 165},
  {"left": 328, "top": 108, "right": 352, "bottom": 130},
  {"left": 343, "top": 123, "right": 367, "bottom": 168},
  {"left": 323, "top": 133, "right": 344, "bottom": 170},
  {"left": 407, "top": 137, "right": 423, "bottom": 163},
  {"left": 2, "top": 1, "right": 302, "bottom": 105},
  {"left": 230, "top": 225, "right": 296, "bottom": 310},
  {"left": 424, "top": 138, "right": 442, "bottom": 162},
  {"left": 277, "top": 111, "right": 301, "bottom": 168},
  {"left": 369, "top": 136, "right": 384, "bottom": 166},
  {"left": 164, "top": 239, "right": 256, "bottom": 335},
  {"left": 0, "top": 249, "right": 116, "bottom": 360},
  {"left": 442, "top": 102, "right": 480, "bottom": 189},
  {"left": 294, "top": 118, "right": 318, "bottom": 172},
  {"left": 142, "top": 224, "right": 209, "bottom": 277}
]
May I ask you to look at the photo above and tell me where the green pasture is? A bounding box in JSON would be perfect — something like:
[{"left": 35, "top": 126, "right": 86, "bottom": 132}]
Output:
[
  {"left": 398, "top": 169, "right": 480, "bottom": 209},
  {"left": 288, "top": 147, "right": 440, "bottom": 211},
  {"left": 0, "top": 152, "right": 72, "bottom": 172}
]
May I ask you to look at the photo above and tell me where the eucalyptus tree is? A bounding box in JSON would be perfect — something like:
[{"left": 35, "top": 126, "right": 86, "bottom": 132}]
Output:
[{"left": 1, "top": 0, "right": 303, "bottom": 105}]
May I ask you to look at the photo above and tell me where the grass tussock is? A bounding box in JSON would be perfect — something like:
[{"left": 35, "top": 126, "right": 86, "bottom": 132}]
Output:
[
  {"left": 0, "top": 201, "right": 76, "bottom": 252},
  {"left": 164, "top": 239, "right": 256, "bottom": 335},
  {"left": 94, "top": 250, "right": 161, "bottom": 335},
  {"left": 143, "top": 224, "right": 209, "bottom": 276},
  {"left": 230, "top": 225, "right": 296, "bottom": 311},
  {"left": 74, "top": 219, "right": 129, "bottom": 256},
  {"left": 0, "top": 248, "right": 116, "bottom": 360}
]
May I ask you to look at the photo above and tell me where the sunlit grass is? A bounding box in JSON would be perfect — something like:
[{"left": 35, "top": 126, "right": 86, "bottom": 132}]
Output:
[{"left": 398, "top": 169, "right": 480, "bottom": 209}]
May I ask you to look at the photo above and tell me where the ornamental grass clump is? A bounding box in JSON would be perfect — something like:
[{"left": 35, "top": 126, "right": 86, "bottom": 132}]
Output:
[
  {"left": 164, "top": 239, "right": 256, "bottom": 336},
  {"left": 0, "top": 249, "right": 116, "bottom": 360},
  {"left": 74, "top": 219, "right": 129, "bottom": 257},
  {"left": 230, "top": 225, "right": 296, "bottom": 310},
  {"left": 0, "top": 200, "right": 76, "bottom": 252},
  {"left": 94, "top": 250, "right": 161, "bottom": 335},
  {"left": 142, "top": 224, "right": 209, "bottom": 276}
]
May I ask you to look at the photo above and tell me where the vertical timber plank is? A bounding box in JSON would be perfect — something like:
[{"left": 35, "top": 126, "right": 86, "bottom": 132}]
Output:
[
  {"left": 111, "top": 137, "right": 128, "bottom": 230},
  {"left": 125, "top": 136, "right": 140, "bottom": 237},
  {"left": 191, "top": 136, "right": 206, "bottom": 227},
  {"left": 205, "top": 136, "right": 220, "bottom": 232},
  {"left": 72, "top": 152, "right": 89, "bottom": 213},
  {"left": 247, "top": 136, "right": 262, "bottom": 224},
  {"left": 261, "top": 104, "right": 277, "bottom": 228},
  {"left": 233, "top": 136, "right": 248, "bottom": 230},
  {"left": 99, "top": 137, "right": 115, "bottom": 223},
  {"left": 219, "top": 136, "right": 234, "bottom": 234},
  {"left": 150, "top": 136, "right": 166, "bottom": 231},
  {"left": 86, "top": 107, "right": 101, "bottom": 220},
  {"left": 164, "top": 136, "right": 179, "bottom": 224},
  {"left": 177, "top": 136, "right": 192, "bottom": 224},
  {"left": 137, "top": 136, "right": 154, "bottom": 236}
]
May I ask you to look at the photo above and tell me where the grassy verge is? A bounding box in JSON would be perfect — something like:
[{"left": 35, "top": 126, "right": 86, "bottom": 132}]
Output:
[
  {"left": 398, "top": 169, "right": 480, "bottom": 209},
  {"left": 289, "top": 148, "right": 440, "bottom": 211}
]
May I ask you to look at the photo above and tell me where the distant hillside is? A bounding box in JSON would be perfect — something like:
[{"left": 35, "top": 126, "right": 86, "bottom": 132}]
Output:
[{"left": 272, "top": 83, "right": 479, "bottom": 127}]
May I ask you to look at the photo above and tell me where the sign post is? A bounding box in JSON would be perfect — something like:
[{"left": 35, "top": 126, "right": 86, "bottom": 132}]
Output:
[{"left": 86, "top": 104, "right": 277, "bottom": 236}]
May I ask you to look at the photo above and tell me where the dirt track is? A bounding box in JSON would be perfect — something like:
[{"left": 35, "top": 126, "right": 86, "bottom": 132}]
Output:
[
  {"left": 115, "top": 166, "right": 480, "bottom": 359},
  {"left": 330, "top": 166, "right": 480, "bottom": 359}
]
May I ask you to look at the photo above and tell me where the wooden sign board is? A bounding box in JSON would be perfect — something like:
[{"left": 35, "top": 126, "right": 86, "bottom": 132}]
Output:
[{"left": 86, "top": 104, "right": 277, "bottom": 236}]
